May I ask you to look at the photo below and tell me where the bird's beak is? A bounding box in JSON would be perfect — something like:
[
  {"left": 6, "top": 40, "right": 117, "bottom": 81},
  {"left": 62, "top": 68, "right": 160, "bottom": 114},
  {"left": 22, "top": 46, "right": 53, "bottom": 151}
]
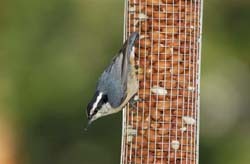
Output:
[{"left": 84, "top": 119, "right": 93, "bottom": 131}]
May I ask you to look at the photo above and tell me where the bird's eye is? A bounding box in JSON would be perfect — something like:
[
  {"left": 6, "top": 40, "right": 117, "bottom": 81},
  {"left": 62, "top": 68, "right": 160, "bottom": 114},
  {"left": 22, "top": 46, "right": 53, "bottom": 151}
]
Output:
[{"left": 102, "top": 95, "right": 108, "bottom": 103}]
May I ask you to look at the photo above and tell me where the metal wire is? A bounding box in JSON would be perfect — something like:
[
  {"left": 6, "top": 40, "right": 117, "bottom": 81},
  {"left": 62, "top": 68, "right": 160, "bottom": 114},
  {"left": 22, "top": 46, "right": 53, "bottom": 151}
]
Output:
[{"left": 121, "top": 0, "right": 203, "bottom": 164}]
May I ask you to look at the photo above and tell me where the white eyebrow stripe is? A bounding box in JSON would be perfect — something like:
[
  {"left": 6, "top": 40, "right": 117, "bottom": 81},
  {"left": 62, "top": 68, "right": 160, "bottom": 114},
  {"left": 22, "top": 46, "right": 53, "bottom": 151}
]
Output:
[{"left": 90, "top": 92, "right": 103, "bottom": 115}]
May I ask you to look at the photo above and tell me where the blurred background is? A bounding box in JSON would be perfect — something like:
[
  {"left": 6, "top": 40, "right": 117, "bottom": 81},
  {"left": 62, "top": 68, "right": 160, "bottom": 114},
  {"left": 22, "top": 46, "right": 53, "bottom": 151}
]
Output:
[{"left": 0, "top": 0, "right": 249, "bottom": 164}]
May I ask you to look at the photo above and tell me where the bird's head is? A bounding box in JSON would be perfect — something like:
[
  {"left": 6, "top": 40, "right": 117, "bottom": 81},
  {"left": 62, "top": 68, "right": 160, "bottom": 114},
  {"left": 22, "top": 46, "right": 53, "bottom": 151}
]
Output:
[{"left": 86, "top": 91, "right": 109, "bottom": 128}]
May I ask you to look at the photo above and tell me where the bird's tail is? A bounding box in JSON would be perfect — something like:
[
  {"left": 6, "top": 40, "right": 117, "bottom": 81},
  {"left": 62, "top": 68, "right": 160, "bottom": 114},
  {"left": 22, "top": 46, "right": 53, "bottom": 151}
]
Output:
[
  {"left": 119, "top": 32, "right": 139, "bottom": 59},
  {"left": 115, "top": 32, "right": 139, "bottom": 89},
  {"left": 124, "top": 32, "right": 139, "bottom": 59}
]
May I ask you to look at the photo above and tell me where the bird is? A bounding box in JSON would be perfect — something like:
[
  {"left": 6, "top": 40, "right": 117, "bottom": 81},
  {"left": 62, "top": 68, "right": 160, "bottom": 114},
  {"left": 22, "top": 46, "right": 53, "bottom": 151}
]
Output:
[{"left": 85, "top": 32, "right": 139, "bottom": 129}]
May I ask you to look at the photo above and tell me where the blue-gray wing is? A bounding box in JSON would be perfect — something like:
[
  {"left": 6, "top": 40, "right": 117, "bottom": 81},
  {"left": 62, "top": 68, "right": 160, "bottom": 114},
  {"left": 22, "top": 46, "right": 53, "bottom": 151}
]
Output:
[
  {"left": 97, "top": 32, "right": 139, "bottom": 108},
  {"left": 97, "top": 51, "right": 127, "bottom": 108}
]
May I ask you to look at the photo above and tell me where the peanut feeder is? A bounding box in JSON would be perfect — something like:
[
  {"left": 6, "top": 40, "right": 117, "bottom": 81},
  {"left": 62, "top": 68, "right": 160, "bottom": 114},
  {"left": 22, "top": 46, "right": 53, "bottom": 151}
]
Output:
[{"left": 121, "top": 0, "right": 203, "bottom": 164}]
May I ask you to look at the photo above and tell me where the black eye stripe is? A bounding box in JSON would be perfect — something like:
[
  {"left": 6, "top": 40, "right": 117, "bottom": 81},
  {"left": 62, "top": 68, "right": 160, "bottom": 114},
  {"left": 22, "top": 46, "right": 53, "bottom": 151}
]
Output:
[
  {"left": 103, "top": 95, "right": 108, "bottom": 103},
  {"left": 90, "top": 99, "right": 104, "bottom": 117},
  {"left": 97, "top": 94, "right": 108, "bottom": 107},
  {"left": 87, "top": 92, "right": 109, "bottom": 119},
  {"left": 87, "top": 91, "right": 100, "bottom": 114}
]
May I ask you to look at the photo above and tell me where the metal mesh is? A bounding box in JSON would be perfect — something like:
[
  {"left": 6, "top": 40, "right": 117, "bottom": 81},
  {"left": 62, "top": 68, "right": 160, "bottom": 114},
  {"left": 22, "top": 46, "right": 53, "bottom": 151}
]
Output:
[{"left": 121, "top": 0, "right": 203, "bottom": 164}]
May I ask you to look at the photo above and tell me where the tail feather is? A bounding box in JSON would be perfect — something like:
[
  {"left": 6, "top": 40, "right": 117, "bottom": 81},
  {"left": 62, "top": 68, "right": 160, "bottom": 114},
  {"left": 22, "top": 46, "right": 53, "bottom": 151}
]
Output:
[
  {"left": 120, "top": 32, "right": 139, "bottom": 86},
  {"left": 120, "top": 32, "right": 139, "bottom": 60}
]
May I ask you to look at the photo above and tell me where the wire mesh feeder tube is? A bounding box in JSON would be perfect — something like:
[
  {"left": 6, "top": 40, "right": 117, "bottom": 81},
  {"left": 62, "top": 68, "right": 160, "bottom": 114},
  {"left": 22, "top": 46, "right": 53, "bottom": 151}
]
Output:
[{"left": 121, "top": 0, "right": 203, "bottom": 164}]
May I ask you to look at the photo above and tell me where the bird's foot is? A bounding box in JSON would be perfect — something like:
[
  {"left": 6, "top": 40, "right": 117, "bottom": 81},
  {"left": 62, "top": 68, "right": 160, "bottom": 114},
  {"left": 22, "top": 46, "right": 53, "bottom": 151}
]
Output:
[{"left": 128, "top": 95, "right": 144, "bottom": 110}]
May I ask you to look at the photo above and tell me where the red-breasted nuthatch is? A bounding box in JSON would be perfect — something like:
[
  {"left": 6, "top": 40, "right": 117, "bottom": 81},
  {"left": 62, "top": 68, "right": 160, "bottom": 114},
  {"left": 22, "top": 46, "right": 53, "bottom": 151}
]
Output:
[{"left": 86, "top": 32, "right": 139, "bottom": 128}]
